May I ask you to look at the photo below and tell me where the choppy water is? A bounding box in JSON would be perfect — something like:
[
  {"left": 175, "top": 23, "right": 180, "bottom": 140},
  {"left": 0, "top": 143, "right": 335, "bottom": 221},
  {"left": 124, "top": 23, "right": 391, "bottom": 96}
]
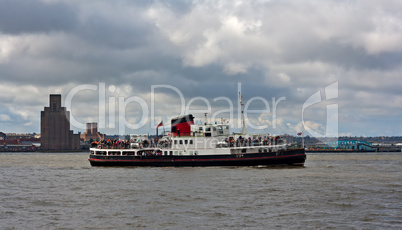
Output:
[{"left": 0, "top": 152, "right": 401, "bottom": 229}]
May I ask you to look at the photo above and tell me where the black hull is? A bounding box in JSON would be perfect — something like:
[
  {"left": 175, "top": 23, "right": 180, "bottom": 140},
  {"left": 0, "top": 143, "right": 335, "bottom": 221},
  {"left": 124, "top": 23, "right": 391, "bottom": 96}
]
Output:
[{"left": 89, "top": 148, "right": 306, "bottom": 167}]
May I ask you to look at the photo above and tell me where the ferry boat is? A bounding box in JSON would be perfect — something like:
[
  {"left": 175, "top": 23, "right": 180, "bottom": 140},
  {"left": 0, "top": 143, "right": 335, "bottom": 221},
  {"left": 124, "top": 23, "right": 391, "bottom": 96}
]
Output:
[
  {"left": 89, "top": 92, "right": 305, "bottom": 167},
  {"left": 88, "top": 115, "right": 306, "bottom": 167}
]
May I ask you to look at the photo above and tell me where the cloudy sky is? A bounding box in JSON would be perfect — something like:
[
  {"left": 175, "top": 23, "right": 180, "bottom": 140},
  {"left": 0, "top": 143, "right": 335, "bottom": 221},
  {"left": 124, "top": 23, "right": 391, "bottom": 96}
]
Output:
[{"left": 0, "top": 0, "right": 401, "bottom": 137}]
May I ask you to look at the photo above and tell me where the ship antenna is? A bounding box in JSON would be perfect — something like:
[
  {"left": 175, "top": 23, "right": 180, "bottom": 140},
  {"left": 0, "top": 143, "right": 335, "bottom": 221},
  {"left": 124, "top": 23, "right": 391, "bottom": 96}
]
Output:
[{"left": 239, "top": 92, "right": 246, "bottom": 135}]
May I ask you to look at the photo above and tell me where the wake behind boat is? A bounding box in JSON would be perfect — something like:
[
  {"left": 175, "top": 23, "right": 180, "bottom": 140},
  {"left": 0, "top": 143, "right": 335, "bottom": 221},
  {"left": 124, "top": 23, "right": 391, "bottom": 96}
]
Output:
[{"left": 88, "top": 113, "right": 306, "bottom": 167}]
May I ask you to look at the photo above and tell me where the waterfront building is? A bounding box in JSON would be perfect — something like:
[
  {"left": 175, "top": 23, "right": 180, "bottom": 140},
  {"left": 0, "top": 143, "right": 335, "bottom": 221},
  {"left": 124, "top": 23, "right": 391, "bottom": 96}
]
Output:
[
  {"left": 80, "top": 122, "right": 106, "bottom": 142},
  {"left": 4, "top": 133, "right": 37, "bottom": 140},
  {"left": 40, "top": 94, "right": 80, "bottom": 150}
]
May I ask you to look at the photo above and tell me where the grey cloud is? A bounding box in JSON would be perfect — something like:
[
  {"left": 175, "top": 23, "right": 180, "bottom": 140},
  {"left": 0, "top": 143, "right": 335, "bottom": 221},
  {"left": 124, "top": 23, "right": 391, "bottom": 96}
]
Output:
[
  {"left": 0, "top": 0, "right": 78, "bottom": 34},
  {"left": 281, "top": 38, "right": 402, "bottom": 71},
  {"left": 1, "top": 0, "right": 402, "bottom": 136}
]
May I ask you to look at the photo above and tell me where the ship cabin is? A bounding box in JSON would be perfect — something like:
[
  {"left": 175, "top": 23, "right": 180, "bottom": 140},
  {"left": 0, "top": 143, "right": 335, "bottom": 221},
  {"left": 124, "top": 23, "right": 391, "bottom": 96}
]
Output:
[
  {"left": 160, "top": 114, "right": 282, "bottom": 154},
  {"left": 191, "top": 123, "right": 230, "bottom": 137},
  {"left": 170, "top": 114, "right": 230, "bottom": 138}
]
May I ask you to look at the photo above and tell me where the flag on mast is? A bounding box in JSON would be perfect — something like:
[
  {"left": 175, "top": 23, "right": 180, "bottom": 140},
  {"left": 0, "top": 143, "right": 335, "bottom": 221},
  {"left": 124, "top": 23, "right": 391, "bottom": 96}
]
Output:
[{"left": 156, "top": 121, "right": 163, "bottom": 142}]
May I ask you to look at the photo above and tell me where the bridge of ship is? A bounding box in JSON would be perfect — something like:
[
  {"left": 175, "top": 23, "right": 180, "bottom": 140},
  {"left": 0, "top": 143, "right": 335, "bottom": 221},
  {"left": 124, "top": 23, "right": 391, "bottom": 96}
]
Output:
[{"left": 324, "top": 140, "right": 377, "bottom": 151}]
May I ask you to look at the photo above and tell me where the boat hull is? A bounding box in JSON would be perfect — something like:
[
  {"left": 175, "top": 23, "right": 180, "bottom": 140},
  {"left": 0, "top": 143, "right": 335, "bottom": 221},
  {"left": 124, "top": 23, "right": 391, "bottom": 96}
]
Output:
[{"left": 89, "top": 148, "right": 306, "bottom": 167}]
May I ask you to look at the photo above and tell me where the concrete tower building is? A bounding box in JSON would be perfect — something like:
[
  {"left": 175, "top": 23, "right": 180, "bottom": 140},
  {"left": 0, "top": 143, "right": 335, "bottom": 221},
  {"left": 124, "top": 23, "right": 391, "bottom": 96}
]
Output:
[{"left": 40, "top": 94, "right": 80, "bottom": 150}]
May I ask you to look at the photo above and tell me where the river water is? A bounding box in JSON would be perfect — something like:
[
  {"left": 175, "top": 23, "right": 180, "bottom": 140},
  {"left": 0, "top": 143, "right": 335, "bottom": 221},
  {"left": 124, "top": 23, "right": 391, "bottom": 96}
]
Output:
[{"left": 0, "top": 152, "right": 401, "bottom": 229}]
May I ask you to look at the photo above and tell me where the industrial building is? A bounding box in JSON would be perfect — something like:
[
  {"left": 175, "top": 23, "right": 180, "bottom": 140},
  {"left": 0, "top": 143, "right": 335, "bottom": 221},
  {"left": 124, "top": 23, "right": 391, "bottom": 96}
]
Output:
[{"left": 40, "top": 94, "right": 80, "bottom": 151}]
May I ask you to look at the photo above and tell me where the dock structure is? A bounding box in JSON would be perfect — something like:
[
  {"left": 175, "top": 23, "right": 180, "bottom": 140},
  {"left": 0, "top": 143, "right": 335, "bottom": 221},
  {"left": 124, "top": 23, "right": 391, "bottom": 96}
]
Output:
[{"left": 324, "top": 140, "right": 377, "bottom": 151}]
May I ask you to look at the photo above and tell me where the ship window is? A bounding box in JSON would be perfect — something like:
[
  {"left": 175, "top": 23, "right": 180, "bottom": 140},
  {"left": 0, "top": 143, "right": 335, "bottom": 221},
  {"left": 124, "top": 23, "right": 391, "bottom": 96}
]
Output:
[
  {"left": 174, "top": 151, "right": 178, "bottom": 155},
  {"left": 194, "top": 151, "right": 198, "bottom": 155},
  {"left": 164, "top": 151, "right": 167, "bottom": 155},
  {"left": 179, "top": 140, "right": 183, "bottom": 144},
  {"left": 213, "top": 127, "right": 217, "bottom": 131},
  {"left": 179, "top": 151, "right": 183, "bottom": 155},
  {"left": 199, "top": 127, "right": 203, "bottom": 131},
  {"left": 189, "top": 151, "right": 193, "bottom": 155},
  {"left": 169, "top": 151, "right": 173, "bottom": 155},
  {"left": 206, "top": 127, "right": 211, "bottom": 131},
  {"left": 174, "top": 140, "right": 177, "bottom": 144},
  {"left": 241, "top": 149, "right": 247, "bottom": 153},
  {"left": 184, "top": 140, "right": 188, "bottom": 144},
  {"left": 190, "top": 140, "right": 193, "bottom": 144}
]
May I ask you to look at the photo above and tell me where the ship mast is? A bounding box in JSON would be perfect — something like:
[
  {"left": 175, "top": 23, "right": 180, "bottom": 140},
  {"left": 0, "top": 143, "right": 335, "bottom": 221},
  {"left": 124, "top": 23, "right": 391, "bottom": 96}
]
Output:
[{"left": 239, "top": 92, "right": 246, "bottom": 135}]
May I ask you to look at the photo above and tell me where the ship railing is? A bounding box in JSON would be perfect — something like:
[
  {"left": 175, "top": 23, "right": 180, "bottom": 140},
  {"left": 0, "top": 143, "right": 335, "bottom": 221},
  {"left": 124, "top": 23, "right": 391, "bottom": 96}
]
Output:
[
  {"left": 95, "top": 144, "right": 131, "bottom": 150},
  {"left": 227, "top": 143, "right": 287, "bottom": 149},
  {"left": 224, "top": 140, "right": 285, "bottom": 148}
]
